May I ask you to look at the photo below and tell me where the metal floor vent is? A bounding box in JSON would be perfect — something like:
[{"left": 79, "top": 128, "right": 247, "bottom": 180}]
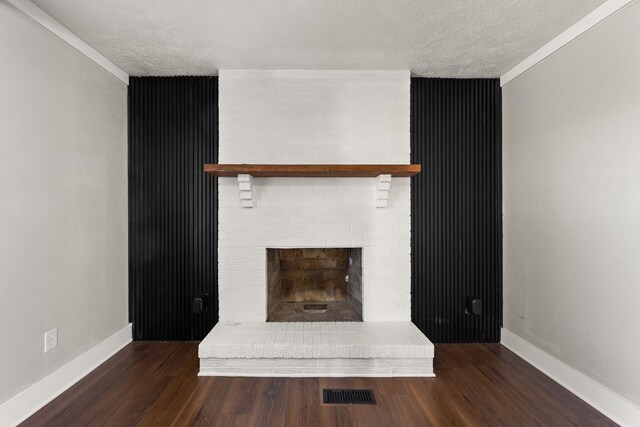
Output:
[{"left": 323, "top": 389, "right": 376, "bottom": 405}]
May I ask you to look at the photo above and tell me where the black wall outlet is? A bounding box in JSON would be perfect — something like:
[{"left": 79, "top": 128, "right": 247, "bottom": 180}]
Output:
[
  {"left": 193, "top": 294, "right": 209, "bottom": 314},
  {"left": 466, "top": 297, "right": 482, "bottom": 316}
]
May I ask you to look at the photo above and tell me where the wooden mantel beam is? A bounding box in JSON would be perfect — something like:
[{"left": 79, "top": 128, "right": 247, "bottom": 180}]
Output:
[{"left": 203, "top": 164, "right": 421, "bottom": 178}]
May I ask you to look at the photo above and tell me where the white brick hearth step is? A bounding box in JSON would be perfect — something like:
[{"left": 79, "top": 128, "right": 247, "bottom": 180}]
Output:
[{"left": 198, "top": 321, "right": 434, "bottom": 377}]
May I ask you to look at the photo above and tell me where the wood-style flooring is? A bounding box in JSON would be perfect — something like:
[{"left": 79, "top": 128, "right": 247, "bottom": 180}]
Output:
[{"left": 22, "top": 342, "right": 615, "bottom": 426}]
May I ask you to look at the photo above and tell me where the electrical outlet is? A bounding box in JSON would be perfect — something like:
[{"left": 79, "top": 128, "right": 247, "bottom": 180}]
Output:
[{"left": 44, "top": 328, "right": 58, "bottom": 353}]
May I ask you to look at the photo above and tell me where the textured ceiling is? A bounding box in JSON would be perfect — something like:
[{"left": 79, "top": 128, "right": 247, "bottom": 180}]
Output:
[{"left": 33, "top": 0, "right": 605, "bottom": 77}]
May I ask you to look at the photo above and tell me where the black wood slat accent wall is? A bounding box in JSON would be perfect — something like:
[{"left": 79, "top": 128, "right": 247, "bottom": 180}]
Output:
[
  {"left": 128, "top": 77, "right": 218, "bottom": 340},
  {"left": 410, "top": 78, "right": 502, "bottom": 343}
]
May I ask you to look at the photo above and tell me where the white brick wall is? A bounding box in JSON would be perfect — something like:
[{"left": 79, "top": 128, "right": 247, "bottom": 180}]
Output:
[{"left": 218, "top": 70, "right": 411, "bottom": 321}]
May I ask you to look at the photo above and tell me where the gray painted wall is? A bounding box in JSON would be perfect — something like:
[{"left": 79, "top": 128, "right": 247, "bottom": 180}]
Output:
[
  {"left": 503, "top": 1, "right": 640, "bottom": 407},
  {"left": 0, "top": 3, "right": 128, "bottom": 405}
]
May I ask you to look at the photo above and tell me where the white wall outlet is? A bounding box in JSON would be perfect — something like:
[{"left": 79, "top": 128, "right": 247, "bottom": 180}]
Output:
[{"left": 44, "top": 328, "right": 58, "bottom": 353}]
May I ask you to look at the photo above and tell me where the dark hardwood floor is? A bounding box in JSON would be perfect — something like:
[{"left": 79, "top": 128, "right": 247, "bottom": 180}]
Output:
[{"left": 22, "top": 342, "right": 615, "bottom": 426}]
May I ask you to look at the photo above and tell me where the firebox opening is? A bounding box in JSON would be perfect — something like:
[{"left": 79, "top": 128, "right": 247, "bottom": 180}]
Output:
[{"left": 267, "top": 248, "right": 362, "bottom": 322}]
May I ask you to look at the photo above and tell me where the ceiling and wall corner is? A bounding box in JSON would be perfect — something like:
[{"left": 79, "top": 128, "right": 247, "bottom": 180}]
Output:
[
  {"left": 30, "top": 0, "right": 605, "bottom": 78},
  {"left": 9, "top": 0, "right": 636, "bottom": 84},
  {"left": 11, "top": 0, "right": 634, "bottom": 82},
  {"left": 500, "top": 0, "right": 636, "bottom": 85},
  {"left": 4, "top": 0, "right": 128, "bottom": 84}
]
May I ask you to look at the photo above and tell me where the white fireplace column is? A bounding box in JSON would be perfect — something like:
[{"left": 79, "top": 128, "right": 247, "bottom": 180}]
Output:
[{"left": 216, "top": 70, "right": 412, "bottom": 322}]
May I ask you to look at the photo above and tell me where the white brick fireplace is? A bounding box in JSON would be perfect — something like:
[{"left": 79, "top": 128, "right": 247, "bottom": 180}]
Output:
[{"left": 199, "top": 70, "right": 434, "bottom": 376}]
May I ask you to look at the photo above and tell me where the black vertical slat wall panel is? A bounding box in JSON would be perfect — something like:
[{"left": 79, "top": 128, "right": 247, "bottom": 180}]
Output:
[
  {"left": 128, "top": 77, "right": 218, "bottom": 340},
  {"left": 410, "top": 78, "right": 502, "bottom": 343}
]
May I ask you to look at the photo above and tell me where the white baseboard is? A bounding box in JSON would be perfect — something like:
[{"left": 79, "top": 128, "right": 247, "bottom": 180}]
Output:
[
  {"left": 0, "top": 324, "right": 132, "bottom": 427},
  {"left": 501, "top": 328, "right": 640, "bottom": 427}
]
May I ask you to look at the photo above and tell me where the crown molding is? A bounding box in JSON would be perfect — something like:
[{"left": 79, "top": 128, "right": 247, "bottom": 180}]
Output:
[
  {"left": 501, "top": 0, "right": 635, "bottom": 86},
  {"left": 5, "top": 0, "right": 129, "bottom": 85}
]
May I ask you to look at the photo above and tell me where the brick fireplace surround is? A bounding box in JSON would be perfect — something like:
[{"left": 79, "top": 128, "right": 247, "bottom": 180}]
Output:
[{"left": 199, "top": 70, "right": 434, "bottom": 377}]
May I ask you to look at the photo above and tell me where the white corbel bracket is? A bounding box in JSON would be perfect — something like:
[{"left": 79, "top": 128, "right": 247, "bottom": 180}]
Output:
[
  {"left": 237, "top": 173, "right": 391, "bottom": 208},
  {"left": 376, "top": 174, "right": 391, "bottom": 208},
  {"left": 238, "top": 174, "right": 253, "bottom": 208}
]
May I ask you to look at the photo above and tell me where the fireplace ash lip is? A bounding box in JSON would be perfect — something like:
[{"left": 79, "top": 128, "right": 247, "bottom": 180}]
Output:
[{"left": 303, "top": 303, "right": 329, "bottom": 313}]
